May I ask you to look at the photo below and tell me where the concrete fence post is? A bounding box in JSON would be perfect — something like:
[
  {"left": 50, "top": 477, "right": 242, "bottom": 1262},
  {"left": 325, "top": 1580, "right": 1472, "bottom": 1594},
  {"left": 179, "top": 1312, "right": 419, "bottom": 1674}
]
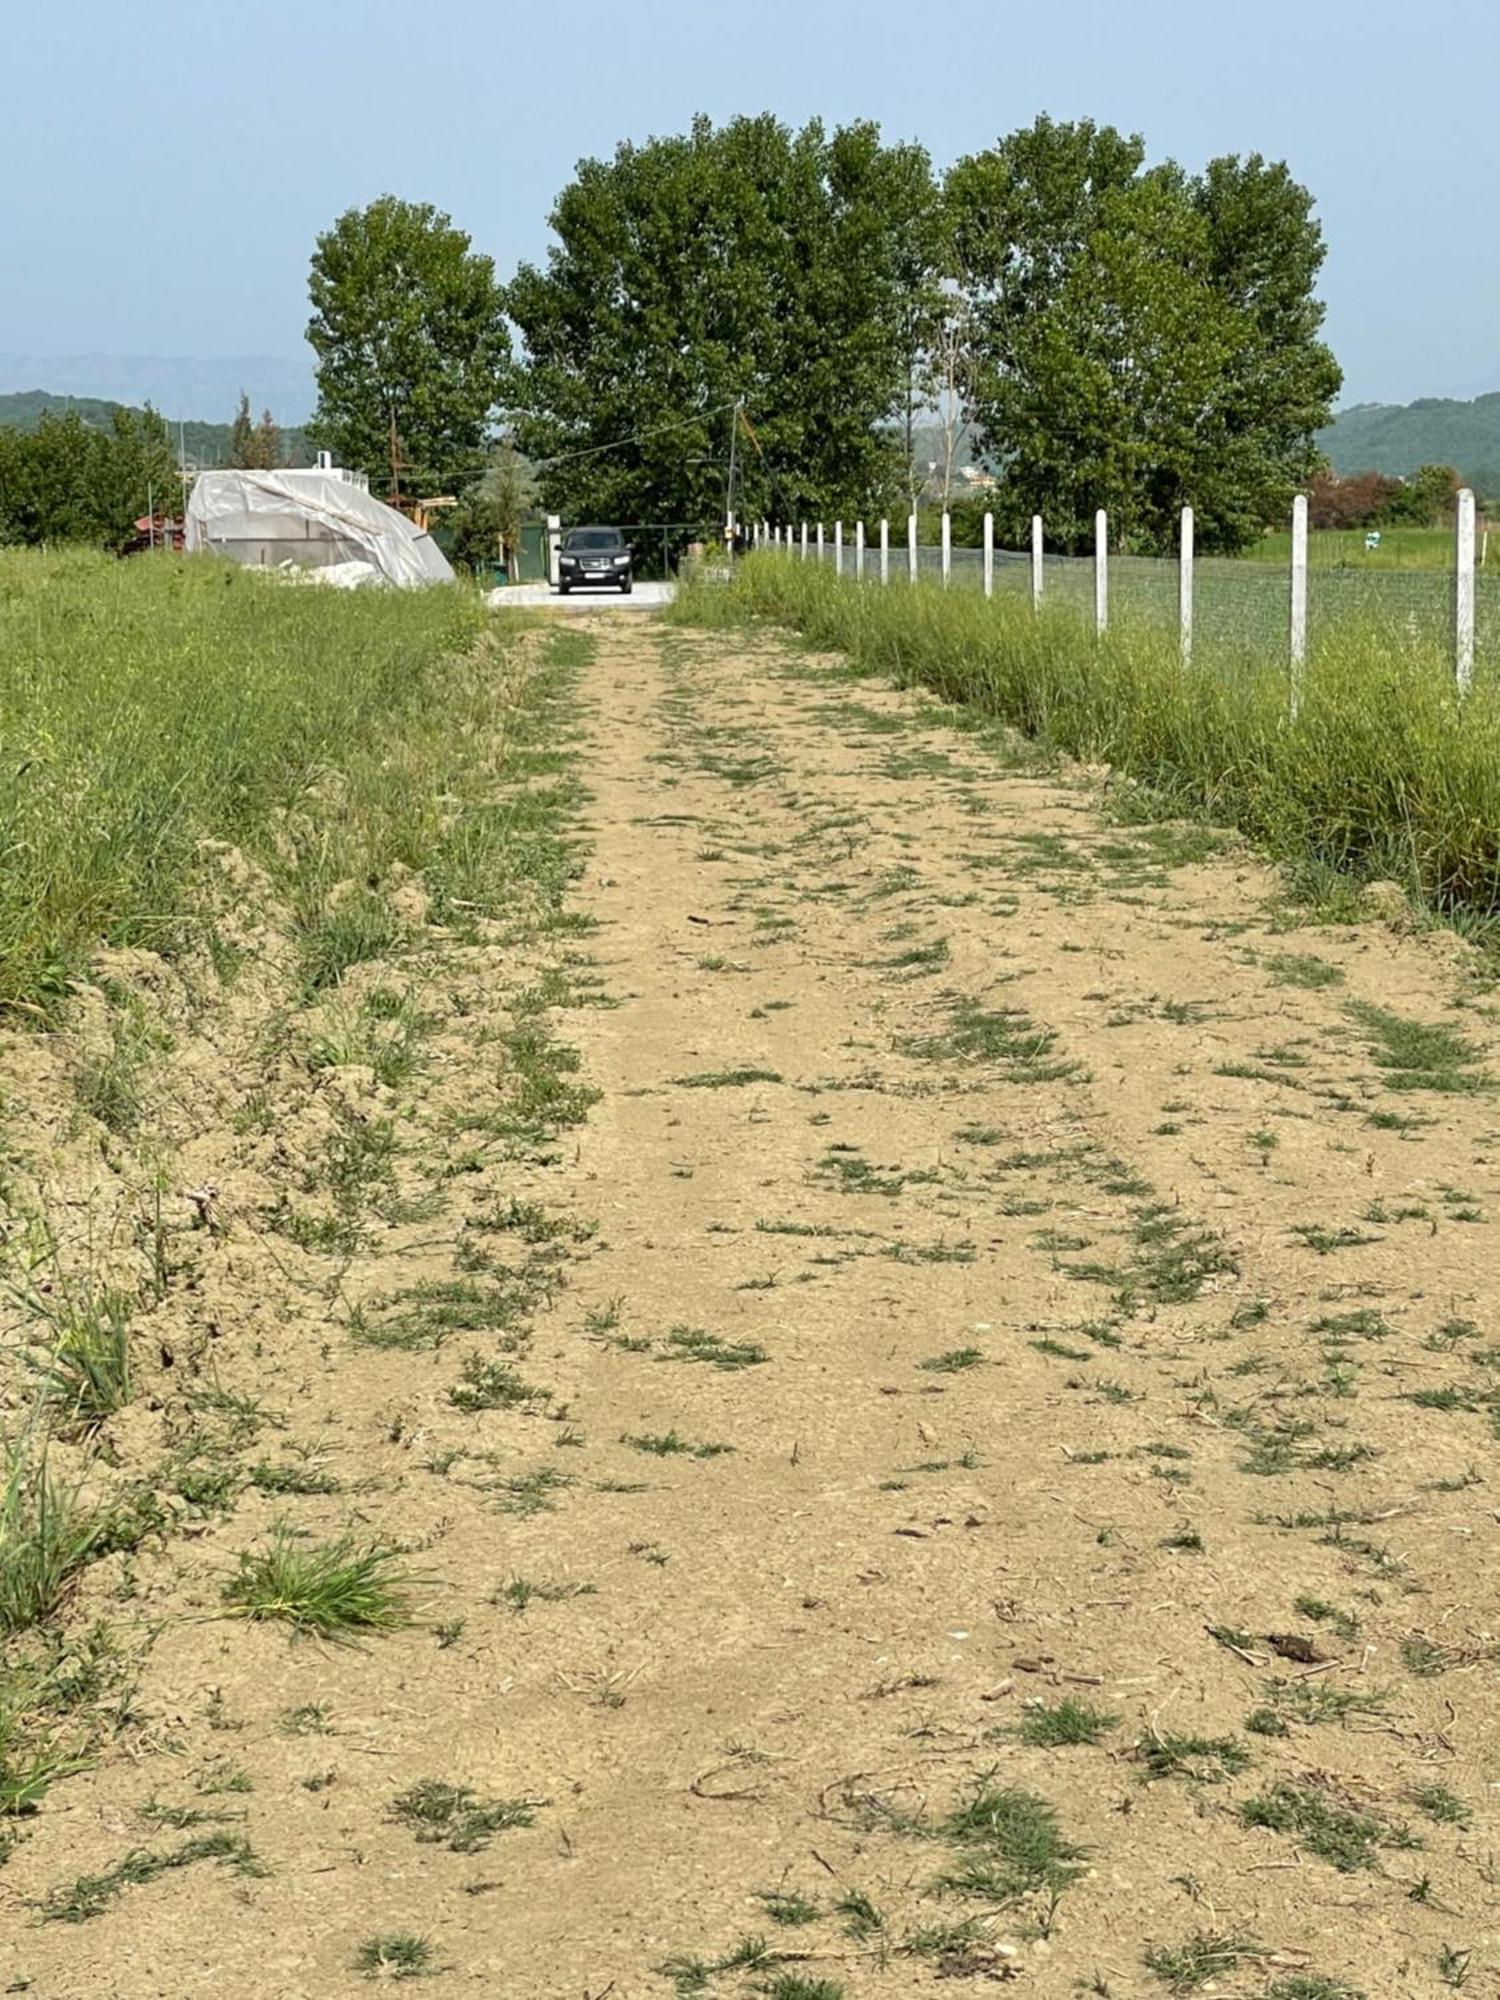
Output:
[
  {"left": 879, "top": 517, "right": 890, "bottom": 584},
  {"left": 1179, "top": 504, "right": 1195, "bottom": 665},
  {"left": 1031, "top": 514, "right": 1043, "bottom": 609},
  {"left": 1290, "top": 493, "right": 1308, "bottom": 716},
  {"left": 1094, "top": 509, "right": 1108, "bottom": 636},
  {"left": 941, "top": 510, "right": 952, "bottom": 587},
  {"left": 800, "top": 521, "right": 808, "bottom": 562},
  {"left": 834, "top": 521, "right": 844, "bottom": 576},
  {"left": 816, "top": 522, "right": 824, "bottom": 564},
  {"left": 982, "top": 511, "right": 994, "bottom": 599},
  {"left": 1457, "top": 487, "right": 1477, "bottom": 694},
  {"left": 855, "top": 519, "right": 865, "bottom": 580},
  {"left": 907, "top": 512, "right": 918, "bottom": 584}
]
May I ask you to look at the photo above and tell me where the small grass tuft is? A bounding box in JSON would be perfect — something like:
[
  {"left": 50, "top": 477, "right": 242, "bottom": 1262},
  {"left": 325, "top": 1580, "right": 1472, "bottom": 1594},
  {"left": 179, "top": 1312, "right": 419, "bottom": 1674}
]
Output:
[
  {"left": 223, "top": 1529, "right": 416, "bottom": 1640},
  {"left": 391, "top": 1779, "right": 545, "bottom": 1853},
  {"left": 354, "top": 1934, "right": 436, "bottom": 1980},
  {"left": 1143, "top": 1930, "right": 1257, "bottom": 1993},
  {"left": 1016, "top": 1698, "right": 1119, "bottom": 1748}
]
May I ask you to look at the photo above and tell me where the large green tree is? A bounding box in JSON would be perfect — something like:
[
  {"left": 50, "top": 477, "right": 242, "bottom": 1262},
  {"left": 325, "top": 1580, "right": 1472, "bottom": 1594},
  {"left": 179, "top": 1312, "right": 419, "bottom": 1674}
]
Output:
[
  {"left": 0, "top": 406, "right": 177, "bottom": 549},
  {"left": 947, "top": 118, "right": 1341, "bottom": 552},
  {"left": 306, "top": 195, "right": 509, "bottom": 495},
  {"left": 505, "top": 115, "right": 938, "bottom": 526}
]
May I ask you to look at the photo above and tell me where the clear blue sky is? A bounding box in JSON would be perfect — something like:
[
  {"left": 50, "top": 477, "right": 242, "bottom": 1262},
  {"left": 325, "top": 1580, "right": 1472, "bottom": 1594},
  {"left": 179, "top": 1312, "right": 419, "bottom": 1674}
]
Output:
[{"left": 3, "top": 0, "right": 1494, "bottom": 411}]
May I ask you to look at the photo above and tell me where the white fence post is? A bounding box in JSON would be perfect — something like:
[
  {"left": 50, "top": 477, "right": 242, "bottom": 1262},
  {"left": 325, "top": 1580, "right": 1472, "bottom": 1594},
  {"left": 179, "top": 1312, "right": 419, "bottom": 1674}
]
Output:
[
  {"left": 1031, "top": 514, "right": 1043, "bottom": 609},
  {"left": 1094, "top": 509, "right": 1108, "bottom": 636},
  {"left": 816, "top": 522, "right": 824, "bottom": 564},
  {"left": 907, "top": 512, "right": 918, "bottom": 584},
  {"left": 834, "top": 520, "right": 844, "bottom": 576},
  {"left": 1179, "top": 504, "right": 1195, "bottom": 665},
  {"left": 879, "top": 517, "right": 890, "bottom": 584},
  {"left": 800, "top": 521, "right": 808, "bottom": 562},
  {"left": 983, "top": 511, "right": 994, "bottom": 599},
  {"left": 1290, "top": 493, "right": 1308, "bottom": 715},
  {"left": 855, "top": 519, "right": 865, "bottom": 580},
  {"left": 941, "top": 510, "right": 952, "bottom": 587},
  {"left": 1457, "top": 487, "right": 1477, "bottom": 694}
]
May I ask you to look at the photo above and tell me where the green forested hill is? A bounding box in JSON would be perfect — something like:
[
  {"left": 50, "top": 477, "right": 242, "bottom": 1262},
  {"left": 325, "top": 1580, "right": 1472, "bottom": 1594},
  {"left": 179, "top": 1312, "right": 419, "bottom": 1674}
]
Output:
[
  {"left": 0, "top": 389, "right": 312, "bottom": 467},
  {"left": 1318, "top": 393, "right": 1500, "bottom": 495}
]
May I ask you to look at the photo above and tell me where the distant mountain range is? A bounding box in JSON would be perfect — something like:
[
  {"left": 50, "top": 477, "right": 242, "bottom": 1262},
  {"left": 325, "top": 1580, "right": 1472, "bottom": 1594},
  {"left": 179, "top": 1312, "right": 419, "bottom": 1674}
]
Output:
[
  {"left": 0, "top": 389, "right": 313, "bottom": 468},
  {"left": 1317, "top": 393, "right": 1500, "bottom": 495},
  {"left": 5, "top": 360, "right": 1496, "bottom": 500},
  {"left": 0, "top": 354, "right": 316, "bottom": 424}
]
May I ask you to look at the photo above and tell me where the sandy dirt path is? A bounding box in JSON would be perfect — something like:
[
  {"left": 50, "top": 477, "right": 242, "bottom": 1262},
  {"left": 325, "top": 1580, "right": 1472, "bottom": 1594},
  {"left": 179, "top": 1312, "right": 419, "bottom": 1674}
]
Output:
[{"left": 12, "top": 617, "right": 1500, "bottom": 1999}]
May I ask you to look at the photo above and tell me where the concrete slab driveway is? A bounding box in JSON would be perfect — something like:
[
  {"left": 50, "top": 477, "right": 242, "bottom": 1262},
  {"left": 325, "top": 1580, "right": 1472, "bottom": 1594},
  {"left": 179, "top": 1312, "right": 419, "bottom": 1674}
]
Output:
[{"left": 486, "top": 580, "right": 676, "bottom": 612}]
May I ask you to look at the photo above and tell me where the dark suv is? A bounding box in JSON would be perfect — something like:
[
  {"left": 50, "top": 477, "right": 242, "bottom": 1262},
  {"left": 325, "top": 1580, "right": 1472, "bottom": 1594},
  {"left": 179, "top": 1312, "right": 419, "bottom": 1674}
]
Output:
[{"left": 558, "top": 525, "right": 633, "bottom": 594}]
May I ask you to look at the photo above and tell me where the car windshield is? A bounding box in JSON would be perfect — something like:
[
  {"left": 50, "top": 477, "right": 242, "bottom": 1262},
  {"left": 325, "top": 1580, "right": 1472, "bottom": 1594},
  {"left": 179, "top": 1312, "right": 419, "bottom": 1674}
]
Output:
[{"left": 564, "top": 529, "right": 624, "bottom": 551}]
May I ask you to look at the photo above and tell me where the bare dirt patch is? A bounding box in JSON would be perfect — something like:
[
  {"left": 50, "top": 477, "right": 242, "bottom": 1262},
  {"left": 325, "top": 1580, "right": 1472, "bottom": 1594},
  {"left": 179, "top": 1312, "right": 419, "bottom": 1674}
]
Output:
[{"left": 8, "top": 616, "right": 1500, "bottom": 1999}]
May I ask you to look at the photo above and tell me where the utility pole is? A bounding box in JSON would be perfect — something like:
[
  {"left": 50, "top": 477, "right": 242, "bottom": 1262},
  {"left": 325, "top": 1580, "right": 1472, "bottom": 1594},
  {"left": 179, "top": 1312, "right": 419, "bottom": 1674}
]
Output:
[
  {"left": 388, "top": 411, "right": 403, "bottom": 505},
  {"left": 725, "top": 398, "right": 742, "bottom": 553}
]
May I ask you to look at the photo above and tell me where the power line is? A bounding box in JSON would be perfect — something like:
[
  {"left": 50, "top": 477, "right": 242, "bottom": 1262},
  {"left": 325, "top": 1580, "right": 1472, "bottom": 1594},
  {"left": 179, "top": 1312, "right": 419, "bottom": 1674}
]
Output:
[{"left": 528, "top": 401, "right": 743, "bottom": 473}]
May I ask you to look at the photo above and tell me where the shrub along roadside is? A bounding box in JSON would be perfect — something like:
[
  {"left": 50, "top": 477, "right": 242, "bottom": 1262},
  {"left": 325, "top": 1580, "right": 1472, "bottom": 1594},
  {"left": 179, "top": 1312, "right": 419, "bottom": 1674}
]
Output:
[{"left": 674, "top": 555, "right": 1500, "bottom": 933}]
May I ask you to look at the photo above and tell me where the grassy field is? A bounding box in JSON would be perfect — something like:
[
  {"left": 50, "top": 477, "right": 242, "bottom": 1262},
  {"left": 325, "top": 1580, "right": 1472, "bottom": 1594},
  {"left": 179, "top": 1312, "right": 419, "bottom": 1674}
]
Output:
[
  {"left": 1243, "top": 525, "right": 1475, "bottom": 569},
  {"left": 704, "top": 553, "right": 1500, "bottom": 933},
  {"left": 0, "top": 549, "right": 483, "bottom": 1016}
]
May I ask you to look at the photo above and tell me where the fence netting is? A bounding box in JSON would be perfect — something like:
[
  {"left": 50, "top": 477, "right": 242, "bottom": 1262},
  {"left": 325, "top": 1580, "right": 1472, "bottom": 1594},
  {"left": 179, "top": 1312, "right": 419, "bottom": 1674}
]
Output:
[{"left": 795, "top": 534, "right": 1498, "bottom": 675}]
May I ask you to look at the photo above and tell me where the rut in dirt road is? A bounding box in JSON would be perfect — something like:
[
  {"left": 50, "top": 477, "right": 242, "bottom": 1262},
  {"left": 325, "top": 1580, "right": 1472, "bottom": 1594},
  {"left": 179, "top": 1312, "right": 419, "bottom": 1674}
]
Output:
[{"left": 13, "top": 615, "right": 1500, "bottom": 2000}]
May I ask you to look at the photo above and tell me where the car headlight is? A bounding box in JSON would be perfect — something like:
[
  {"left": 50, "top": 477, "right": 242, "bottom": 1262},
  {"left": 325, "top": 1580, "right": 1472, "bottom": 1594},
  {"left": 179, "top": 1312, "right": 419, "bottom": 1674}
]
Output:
[{"left": 613, "top": 554, "right": 628, "bottom": 565}]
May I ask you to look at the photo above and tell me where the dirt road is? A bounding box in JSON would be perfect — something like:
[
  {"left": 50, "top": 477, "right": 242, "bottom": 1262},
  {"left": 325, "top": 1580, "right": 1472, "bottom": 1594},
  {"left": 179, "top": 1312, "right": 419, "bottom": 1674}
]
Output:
[{"left": 12, "top": 617, "right": 1500, "bottom": 1999}]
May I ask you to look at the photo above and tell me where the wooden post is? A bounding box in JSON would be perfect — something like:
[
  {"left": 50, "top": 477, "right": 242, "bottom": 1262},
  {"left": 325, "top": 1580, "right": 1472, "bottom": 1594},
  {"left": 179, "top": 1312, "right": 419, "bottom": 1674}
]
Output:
[
  {"left": 1094, "top": 509, "right": 1108, "bottom": 636},
  {"left": 1290, "top": 493, "right": 1308, "bottom": 715},
  {"left": 907, "top": 512, "right": 918, "bottom": 583},
  {"left": 1031, "top": 514, "right": 1043, "bottom": 608},
  {"left": 982, "top": 511, "right": 994, "bottom": 599},
  {"left": 1179, "top": 505, "right": 1194, "bottom": 665},
  {"left": 879, "top": 517, "right": 890, "bottom": 584},
  {"left": 855, "top": 519, "right": 865, "bottom": 580},
  {"left": 941, "top": 510, "right": 952, "bottom": 587},
  {"left": 1457, "top": 487, "right": 1477, "bottom": 694}
]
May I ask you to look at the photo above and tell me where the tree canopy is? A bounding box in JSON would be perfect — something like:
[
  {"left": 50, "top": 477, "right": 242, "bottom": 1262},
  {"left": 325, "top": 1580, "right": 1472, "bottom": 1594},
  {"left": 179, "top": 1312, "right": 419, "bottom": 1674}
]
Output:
[
  {"left": 306, "top": 195, "right": 509, "bottom": 496},
  {"left": 505, "top": 114, "right": 938, "bottom": 526},
  {"left": 947, "top": 118, "right": 1342, "bottom": 552},
  {"left": 0, "top": 406, "right": 177, "bottom": 549}
]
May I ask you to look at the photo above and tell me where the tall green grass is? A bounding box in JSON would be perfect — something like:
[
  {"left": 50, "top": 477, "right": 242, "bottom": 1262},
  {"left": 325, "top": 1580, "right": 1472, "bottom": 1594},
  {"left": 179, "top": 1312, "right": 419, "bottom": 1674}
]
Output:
[
  {"left": 678, "top": 555, "right": 1500, "bottom": 927},
  {"left": 0, "top": 550, "right": 482, "bottom": 1014}
]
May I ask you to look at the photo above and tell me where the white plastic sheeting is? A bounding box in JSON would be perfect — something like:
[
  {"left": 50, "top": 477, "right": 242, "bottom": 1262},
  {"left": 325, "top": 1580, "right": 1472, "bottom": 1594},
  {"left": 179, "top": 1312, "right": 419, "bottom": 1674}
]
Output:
[{"left": 185, "top": 470, "right": 454, "bottom": 588}]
